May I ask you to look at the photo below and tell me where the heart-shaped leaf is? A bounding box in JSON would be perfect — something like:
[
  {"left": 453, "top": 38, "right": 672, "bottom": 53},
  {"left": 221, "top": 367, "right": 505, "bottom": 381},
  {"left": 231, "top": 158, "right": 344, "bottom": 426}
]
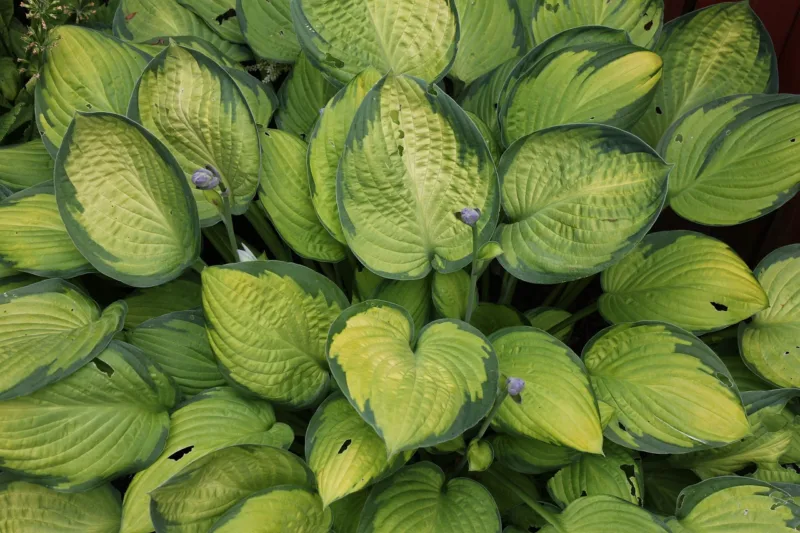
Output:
[
  {"left": 237, "top": 0, "right": 299, "bottom": 62},
  {"left": 540, "top": 495, "right": 669, "bottom": 533},
  {"left": 600, "top": 231, "right": 768, "bottom": 334},
  {"left": 122, "top": 275, "right": 202, "bottom": 329},
  {"left": 226, "top": 68, "right": 278, "bottom": 130},
  {"left": 471, "top": 303, "right": 529, "bottom": 336},
  {"left": 120, "top": 387, "right": 293, "bottom": 533},
  {"left": 709, "top": 337, "right": 770, "bottom": 393},
  {"left": 209, "top": 486, "right": 332, "bottom": 532},
  {"left": 331, "top": 491, "right": 369, "bottom": 533},
  {"left": 35, "top": 25, "right": 149, "bottom": 156},
  {"left": 583, "top": 322, "right": 750, "bottom": 454},
  {"left": 291, "top": 0, "right": 458, "bottom": 83},
  {"left": 0, "top": 340, "right": 176, "bottom": 491},
  {"left": 202, "top": 261, "right": 349, "bottom": 408},
  {"left": 129, "top": 43, "right": 261, "bottom": 224},
  {"left": 339, "top": 75, "right": 500, "bottom": 280},
  {"left": 177, "top": 0, "right": 245, "bottom": 43},
  {"left": 259, "top": 129, "right": 346, "bottom": 261},
  {"left": 0, "top": 279, "right": 125, "bottom": 400},
  {"left": 739, "top": 245, "right": 800, "bottom": 388},
  {"left": 55, "top": 112, "right": 200, "bottom": 287},
  {"left": 149, "top": 444, "right": 314, "bottom": 533},
  {"left": 490, "top": 327, "right": 604, "bottom": 454},
  {"left": 0, "top": 183, "right": 92, "bottom": 278},
  {"left": 460, "top": 59, "right": 518, "bottom": 141},
  {"left": 497, "top": 124, "right": 669, "bottom": 284},
  {"left": 275, "top": 51, "right": 338, "bottom": 138},
  {"left": 353, "top": 268, "right": 432, "bottom": 331},
  {"left": 632, "top": 2, "right": 778, "bottom": 147},
  {"left": 0, "top": 139, "right": 53, "bottom": 191},
  {"left": 525, "top": 308, "right": 573, "bottom": 342},
  {"left": 357, "top": 462, "right": 501, "bottom": 533},
  {"left": 490, "top": 433, "right": 580, "bottom": 474},
  {"left": 658, "top": 94, "right": 800, "bottom": 226},
  {"left": 0, "top": 480, "right": 121, "bottom": 533},
  {"left": 327, "top": 300, "right": 498, "bottom": 457}
]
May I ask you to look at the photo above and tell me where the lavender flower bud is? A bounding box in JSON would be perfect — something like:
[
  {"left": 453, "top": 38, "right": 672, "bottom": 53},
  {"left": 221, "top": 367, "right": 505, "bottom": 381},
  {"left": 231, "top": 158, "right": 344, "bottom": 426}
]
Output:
[
  {"left": 458, "top": 207, "right": 481, "bottom": 227},
  {"left": 191, "top": 166, "right": 220, "bottom": 190},
  {"left": 506, "top": 377, "right": 525, "bottom": 396}
]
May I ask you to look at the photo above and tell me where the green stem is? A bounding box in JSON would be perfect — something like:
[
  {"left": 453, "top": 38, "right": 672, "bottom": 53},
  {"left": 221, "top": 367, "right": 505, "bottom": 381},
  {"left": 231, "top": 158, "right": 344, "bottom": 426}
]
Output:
[
  {"left": 244, "top": 204, "right": 291, "bottom": 262},
  {"left": 319, "top": 261, "right": 337, "bottom": 282},
  {"left": 220, "top": 193, "right": 239, "bottom": 260},
  {"left": 202, "top": 226, "right": 236, "bottom": 263},
  {"left": 464, "top": 224, "right": 480, "bottom": 323},
  {"left": 548, "top": 301, "right": 599, "bottom": 334},
  {"left": 555, "top": 275, "right": 596, "bottom": 310},
  {"left": 451, "top": 388, "right": 509, "bottom": 478},
  {"left": 498, "top": 272, "right": 518, "bottom": 306},
  {"left": 541, "top": 283, "right": 565, "bottom": 307},
  {"left": 190, "top": 257, "right": 208, "bottom": 274}
]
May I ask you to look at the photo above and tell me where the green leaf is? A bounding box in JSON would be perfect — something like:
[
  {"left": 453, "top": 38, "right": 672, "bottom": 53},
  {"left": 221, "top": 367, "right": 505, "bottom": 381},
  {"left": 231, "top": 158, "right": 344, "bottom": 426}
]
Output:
[
  {"left": 237, "top": 0, "right": 299, "bottom": 62},
  {"left": 472, "top": 463, "right": 540, "bottom": 515},
  {"left": 226, "top": 68, "right": 278, "bottom": 130},
  {"left": 127, "top": 310, "right": 225, "bottom": 397},
  {"left": 177, "top": 0, "right": 245, "bottom": 43},
  {"left": 327, "top": 300, "right": 498, "bottom": 457},
  {"left": 490, "top": 433, "right": 580, "bottom": 474},
  {"left": 35, "top": 25, "right": 149, "bottom": 156},
  {"left": 0, "top": 480, "right": 121, "bottom": 533},
  {"left": 750, "top": 464, "right": 800, "bottom": 484},
  {"left": 460, "top": 59, "right": 518, "bottom": 142},
  {"left": 467, "top": 440, "right": 494, "bottom": 472},
  {"left": 450, "top": 0, "right": 525, "bottom": 84},
  {"left": 330, "top": 490, "right": 369, "bottom": 533},
  {"left": 209, "top": 486, "right": 332, "bottom": 532},
  {"left": 466, "top": 112, "right": 502, "bottom": 163},
  {"left": 500, "top": 41, "right": 662, "bottom": 146},
  {"left": 357, "top": 462, "right": 501, "bottom": 533},
  {"left": 275, "top": 51, "right": 338, "bottom": 138},
  {"left": 540, "top": 495, "right": 669, "bottom": 533},
  {"left": 642, "top": 459, "right": 701, "bottom": 516},
  {"left": 308, "top": 67, "right": 383, "bottom": 244},
  {"left": 129, "top": 43, "right": 261, "bottom": 225},
  {"left": 114, "top": 0, "right": 252, "bottom": 62},
  {"left": 0, "top": 139, "right": 53, "bottom": 191},
  {"left": 490, "top": 327, "right": 604, "bottom": 454},
  {"left": 54, "top": 112, "right": 200, "bottom": 287},
  {"left": 120, "top": 387, "right": 293, "bottom": 533},
  {"left": 0, "top": 340, "right": 176, "bottom": 491},
  {"left": 0, "top": 183, "right": 92, "bottom": 278},
  {"left": 0, "top": 279, "right": 125, "bottom": 400},
  {"left": 583, "top": 322, "right": 750, "bottom": 454},
  {"left": 353, "top": 268, "right": 432, "bottom": 331},
  {"left": 432, "top": 270, "right": 472, "bottom": 320},
  {"left": 470, "top": 303, "right": 529, "bottom": 336},
  {"left": 658, "top": 94, "right": 800, "bottom": 226},
  {"left": 739, "top": 245, "right": 800, "bottom": 388},
  {"left": 306, "top": 393, "right": 409, "bottom": 507},
  {"left": 668, "top": 477, "right": 800, "bottom": 532},
  {"left": 0, "top": 272, "right": 39, "bottom": 292},
  {"left": 258, "top": 129, "right": 346, "bottom": 261},
  {"left": 122, "top": 275, "right": 202, "bottom": 329},
  {"left": 632, "top": 2, "right": 778, "bottom": 147},
  {"left": 0, "top": 103, "right": 31, "bottom": 143},
  {"left": 291, "top": 0, "right": 458, "bottom": 83},
  {"left": 599, "top": 231, "right": 768, "bottom": 334},
  {"left": 202, "top": 261, "right": 349, "bottom": 408},
  {"left": 531, "top": 0, "right": 664, "bottom": 49},
  {"left": 339, "top": 75, "right": 499, "bottom": 280},
  {"left": 149, "top": 444, "right": 315, "bottom": 533},
  {"left": 709, "top": 337, "right": 770, "bottom": 393},
  {"left": 524, "top": 307, "right": 573, "bottom": 342}
]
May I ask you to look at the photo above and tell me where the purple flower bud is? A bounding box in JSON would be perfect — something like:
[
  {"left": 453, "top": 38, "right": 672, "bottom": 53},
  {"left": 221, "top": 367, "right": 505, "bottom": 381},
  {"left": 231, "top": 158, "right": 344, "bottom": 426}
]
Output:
[
  {"left": 458, "top": 207, "right": 481, "bottom": 227},
  {"left": 191, "top": 166, "right": 220, "bottom": 190},
  {"left": 506, "top": 377, "right": 525, "bottom": 396}
]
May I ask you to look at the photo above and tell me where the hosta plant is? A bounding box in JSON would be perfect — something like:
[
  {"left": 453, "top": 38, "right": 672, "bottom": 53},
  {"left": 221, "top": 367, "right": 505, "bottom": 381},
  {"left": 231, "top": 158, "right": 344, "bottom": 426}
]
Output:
[{"left": 1, "top": 0, "right": 799, "bottom": 532}]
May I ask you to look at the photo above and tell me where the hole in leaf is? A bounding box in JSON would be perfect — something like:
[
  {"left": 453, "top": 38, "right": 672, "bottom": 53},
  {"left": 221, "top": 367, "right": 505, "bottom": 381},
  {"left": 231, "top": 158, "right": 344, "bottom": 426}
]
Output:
[
  {"left": 676, "top": 134, "right": 683, "bottom": 143},
  {"left": 618, "top": 421, "right": 628, "bottom": 432},
  {"left": 791, "top": 138, "right": 796, "bottom": 143},
  {"left": 677, "top": 494, "right": 685, "bottom": 510},
  {"left": 580, "top": 490, "right": 588, "bottom": 497},
  {"left": 93, "top": 359, "right": 114, "bottom": 377},
  {"left": 620, "top": 463, "right": 639, "bottom": 502},
  {"left": 711, "top": 302, "right": 728, "bottom": 312},
  {"left": 324, "top": 54, "right": 345, "bottom": 68},
  {"left": 279, "top": 30, "right": 285, "bottom": 36},
  {"left": 390, "top": 110, "right": 400, "bottom": 124},
  {"left": 86, "top": 103, "right": 93, "bottom": 109},
  {"left": 169, "top": 446, "right": 194, "bottom": 461},
  {"left": 427, "top": 85, "right": 438, "bottom": 96},
  {"left": 397, "top": 129, "right": 405, "bottom": 139},
  {"left": 338, "top": 439, "right": 352, "bottom": 454},
  {"left": 655, "top": 106, "right": 663, "bottom": 115},
  {"left": 782, "top": 463, "right": 800, "bottom": 473},
  {"left": 398, "top": 145, "right": 404, "bottom": 156},
  {"left": 215, "top": 8, "right": 236, "bottom": 25},
  {"left": 644, "top": 21, "right": 653, "bottom": 31},
  {"left": 715, "top": 373, "right": 734, "bottom": 389}
]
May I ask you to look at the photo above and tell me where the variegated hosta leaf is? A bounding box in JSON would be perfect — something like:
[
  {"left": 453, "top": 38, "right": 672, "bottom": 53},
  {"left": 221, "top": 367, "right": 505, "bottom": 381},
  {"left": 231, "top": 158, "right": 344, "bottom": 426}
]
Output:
[
  {"left": 432, "top": 270, "right": 472, "bottom": 320},
  {"left": 540, "top": 495, "right": 669, "bottom": 533},
  {"left": 259, "top": 129, "right": 346, "bottom": 261},
  {"left": 642, "top": 460, "right": 701, "bottom": 516},
  {"left": 632, "top": 2, "right": 778, "bottom": 147},
  {"left": 470, "top": 303, "right": 529, "bottom": 336},
  {"left": 149, "top": 444, "right": 315, "bottom": 533},
  {"left": 0, "top": 139, "right": 53, "bottom": 191},
  {"left": 357, "top": 462, "right": 501, "bottom": 533},
  {"left": 202, "top": 261, "right": 349, "bottom": 408},
  {"left": 599, "top": 231, "right": 768, "bottom": 334},
  {"left": 490, "top": 433, "right": 580, "bottom": 474},
  {"left": 525, "top": 307, "right": 573, "bottom": 342},
  {"left": 0, "top": 340, "right": 176, "bottom": 491},
  {"left": 353, "top": 268, "right": 431, "bottom": 331},
  {"left": 449, "top": 0, "right": 525, "bottom": 84},
  {"left": 120, "top": 387, "right": 294, "bottom": 533},
  {"left": 751, "top": 464, "right": 800, "bottom": 484},
  {"left": 709, "top": 338, "right": 770, "bottom": 393},
  {"left": 0, "top": 480, "right": 121, "bottom": 533},
  {"left": 237, "top": 0, "right": 299, "bottom": 62},
  {"left": 460, "top": 59, "right": 518, "bottom": 141},
  {"left": 177, "top": 0, "right": 245, "bottom": 43},
  {"left": 339, "top": 75, "right": 499, "bottom": 280},
  {"left": 55, "top": 112, "right": 200, "bottom": 287},
  {"left": 584, "top": 322, "right": 750, "bottom": 454},
  {"left": 0, "top": 272, "right": 40, "bottom": 293},
  {"left": 0, "top": 183, "right": 92, "bottom": 278},
  {"left": 658, "top": 94, "right": 800, "bottom": 226},
  {"left": 497, "top": 124, "right": 669, "bottom": 284},
  {"left": 275, "top": 52, "right": 338, "bottom": 138},
  {"left": 500, "top": 41, "right": 662, "bottom": 146},
  {"left": 327, "top": 301, "right": 498, "bottom": 457},
  {"left": 547, "top": 442, "right": 642, "bottom": 508},
  {"left": 308, "top": 67, "right": 383, "bottom": 244},
  {"left": 473, "top": 463, "right": 541, "bottom": 515},
  {"left": 291, "top": 0, "right": 458, "bottom": 83},
  {"left": 122, "top": 275, "right": 202, "bottom": 329},
  {"left": 226, "top": 68, "right": 278, "bottom": 130},
  {"left": 740, "top": 245, "right": 800, "bottom": 388},
  {"left": 127, "top": 310, "right": 225, "bottom": 397},
  {"left": 490, "top": 327, "right": 604, "bottom": 453},
  {"left": 306, "top": 393, "right": 409, "bottom": 507},
  {"left": 531, "top": 0, "right": 664, "bottom": 49},
  {"left": 668, "top": 477, "right": 800, "bottom": 532},
  {"left": 209, "top": 486, "right": 331, "bottom": 532},
  {"left": 465, "top": 110, "right": 502, "bottom": 162},
  {"left": 35, "top": 25, "right": 149, "bottom": 156},
  {"left": 0, "top": 279, "right": 125, "bottom": 400},
  {"left": 129, "top": 44, "right": 261, "bottom": 225},
  {"left": 114, "top": 0, "right": 252, "bottom": 62},
  {"left": 330, "top": 490, "right": 368, "bottom": 533}
]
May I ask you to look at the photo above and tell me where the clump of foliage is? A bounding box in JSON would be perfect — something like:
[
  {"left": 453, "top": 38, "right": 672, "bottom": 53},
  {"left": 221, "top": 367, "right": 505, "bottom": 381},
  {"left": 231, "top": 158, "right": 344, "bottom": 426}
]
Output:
[{"left": 0, "top": 0, "right": 799, "bottom": 531}]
